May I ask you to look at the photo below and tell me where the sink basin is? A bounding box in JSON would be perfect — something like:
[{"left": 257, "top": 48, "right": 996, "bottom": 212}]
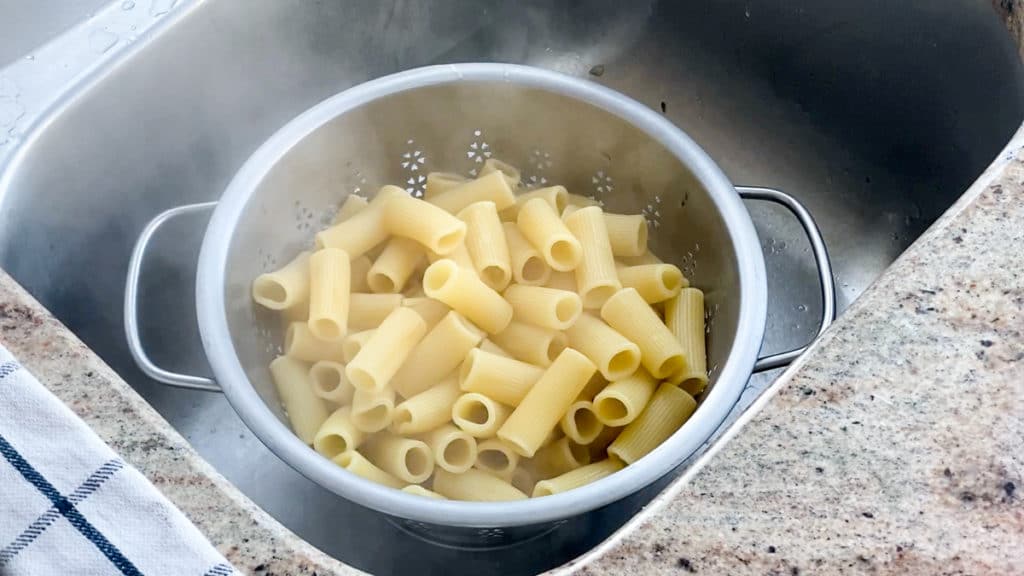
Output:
[{"left": 1, "top": 1, "right": 1022, "bottom": 574}]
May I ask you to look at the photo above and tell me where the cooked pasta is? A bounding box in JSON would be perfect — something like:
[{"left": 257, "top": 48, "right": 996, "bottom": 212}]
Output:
[
  {"left": 429, "top": 171, "right": 516, "bottom": 214},
  {"left": 309, "top": 360, "right": 355, "bottom": 404},
  {"left": 255, "top": 164, "right": 712, "bottom": 501},
  {"left": 503, "top": 285, "right": 581, "bottom": 330},
  {"left": 560, "top": 401, "right": 604, "bottom": 444},
  {"left": 474, "top": 438, "right": 520, "bottom": 479},
  {"left": 333, "top": 451, "right": 404, "bottom": 489},
  {"left": 424, "top": 171, "right": 468, "bottom": 198},
  {"left": 316, "top": 186, "right": 404, "bottom": 256},
  {"left": 350, "top": 385, "right": 396, "bottom": 433},
  {"left": 333, "top": 194, "right": 369, "bottom": 224},
  {"left": 532, "top": 436, "right": 591, "bottom": 479},
  {"left": 367, "top": 237, "right": 425, "bottom": 293},
  {"left": 665, "top": 288, "right": 708, "bottom": 395},
  {"left": 564, "top": 206, "right": 621, "bottom": 309},
  {"left": 601, "top": 288, "right": 686, "bottom": 379},
  {"left": 401, "top": 297, "right": 450, "bottom": 329},
  {"left": 432, "top": 468, "right": 528, "bottom": 501},
  {"left": 391, "top": 377, "right": 462, "bottom": 435},
  {"left": 563, "top": 313, "right": 641, "bottom": 381},
  {"left": 479, "top": 158, "right": 522, "bottom": 189},
  {"left": 502, "top": 222, "right": 551, "bottom": 286},
  {"left": 284, "top": 322, "right": 345, "bottom": 363},
  {"left": 516, "top": 198, "right": 582, "bottom": 272},
  {"left": 497, "top": 348, "right": 597, "bottom": 457},
  {"left": 253, "top": 251, "right": 311, "bottom": 311},
  {"left": 361, "top": 433, "right": 434, "bottom": 484},
  {"left": 608, "top": 383, "right": 697, "bottom": 464},
  {"left": 402, "top": 485, "right": 446, "bottom": 499},
  {"left": 308, "top": 248, "right": 351, "bottom": 341},
  {"left": 269, "top": 355, "right": 329, "bottom": 445},
  {"left": 313, "top": 406, "right": 366, "bottom": 458},
  {"left": 490, "top": 321, "right": 566, "bottom": 367},
  {"left": 452, "top": 392, "right": 512, "bottom": 438},
  {"left": 422, "top": 259, "right": 512, "bottom": 334},
  {"left": 422, "top": 423, "right": 478, "bottom": 474},
  {"left": 458, "top": 348, "right": 544, "bottom": 406},
  {"left": 348, "top": 293, "right": 403, "bottom": 331},
  {"left": 459, "top": 201, "right": 512, "bottom": 291},
  {"left": 593, "top": 369, "right": 658, "bottom": 427},
  {"left": 533, "top": 458, "right": 624, "bottom": 497},
  {"left": 616, "top": 263, "right": 687, "bottom": 303},
  {"left": 346, "top": 307, "right": 427, "bottom": 391},
  {"left": 391, "top": 311, "right": 485, "bottom": 398}
]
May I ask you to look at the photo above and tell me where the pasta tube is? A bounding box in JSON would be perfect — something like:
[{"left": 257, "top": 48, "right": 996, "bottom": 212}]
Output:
[
  {"left": 497, "top": 348, "right": 597, "bottom": 457},
  {"left": 532, "top": 458, "right": 624, "bottom": 497},
  {"left": 401, "top": 297, "right": 450, "bottom": 330},
  {"left": 503, "top": 285, "right": 581, "bottom": 331},
  {"left": 361, "top": 433, "right": 435, "bottom": 484},
  {"left": 452, "top": 392, "right": 512, "bottom": 438},
  {"left": 500, "top": 185, "right": 568, "bottom": 222},
  {"left": 367, "top": 237, "right": 424, "bottom": 293},
  {"left": 432, "top": 468, "right": 527, "bottom": 501},
  {"left": 313, "top": 407, "right": 366, "bottom": 458},
  {"left": 603, "top": 213, "right": 648, "bottom": 257},
  {"left": 601, "top": 288, "right": 686, "bottom": 379},
  {"left": 474, "top": 438, "right": 520, "bottom": 479},
  {"left": 490, "top": 321, "right": 566, "bottom": 367},
  {"left": 315, "top": 185, "right": 405, "bottom": 256},
  {"left": 424, "top": 171, "right": 468, "bottom": 198},
  {"left": 349, "top": 255, "right": 373, "bottom": 293},
  {"left": 332, "top": 194, "right": 369, "bottom": 224},
  {"left": 563, "top": 313, "right": 641, "bottom": 381},
  {"left": 284, "top": 322, "right": 345, "bottom": 363},
  {"left": 517, "top": 198, "right": 581, "bottom": 272},
  {"left": 348, "top": 293, "right": 403, "bottom": 330},
  {"left": 503, "top": 222, "right": 551, "bottom": 286},
  {"left": 422, "top": 259, "right": 512, "bottom": 334},
  {"left": 665, "top": 288, "right": 708, "bottom": 395},
  {"left": 458, "top": 348, "right": 544, "bottom": 407},
  {"left": 341, "top": 329, "right": 374, "bottom": 363},
  {"left": 459, "top": 201, "right": 512, "bottom": 291},
  {"left": 532, "top": 436, "right": 591, "bottom": 479},
  {"left": 593, "top": 369, "right": 658, "bottom": 427},
  {"left": 560, "top": 401, "right": 604, "bottom": 444},
  {"left": 608, "top": 383, "right": 697, "bottom": 464},
  {"left": 269, "top": 355, "right": 329, "bottom": 445},
  {"left": 479, "top": 158, "right": 521, "bottom": 189},
  {"left": 391, "top": 377, "right": 462, "bottom": 435},
  {"left": 422, "top": 423, "right": 478, "bottom": 474},
  {"left": 309, "top": 360, "right": 355, "bottom": 404},
  {"left": 350, "top": 386, "right": 396, "bottom": 433},
  {"left": 392, "top": 311, "right": 485, "bottom": 398},
  {"left": 564, "top": 206, "right": 621, "bottom": 309},
  {"left": 616, "top": 263, "right": 687, "bottom": 303},
  {"left": 308, "top": 248, "right": 351, "bottom": 341},
  {"left": 402, "top": 485, "right": 445, "bottom": 499},
  {"left": 253, "top": 251, "right": 310, "bottom": 310},
  {"left": 428, "top": 171, "right": 516, "bottom": 214},
  {"left": 381, "top": 193, "right": 467, "bottom": 255},
  {"left": 332, "top": 451, "right": 404, "bottom": 489},
  {"left": 346, "top": 307, "right": 427, "bottom": 391}
]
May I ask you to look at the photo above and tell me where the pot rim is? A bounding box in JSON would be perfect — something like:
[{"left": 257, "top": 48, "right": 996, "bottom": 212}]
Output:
[{"left": 196, "top": 63, "right": 767, "bottom": 527}]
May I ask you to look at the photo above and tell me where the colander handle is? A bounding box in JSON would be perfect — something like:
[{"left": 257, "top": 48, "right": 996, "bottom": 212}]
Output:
[
  {"left": 737, "top": 186, "right": 836, "bottom": 373},
  {"left": 124, "top": 202, "right": 221, "bottom": 392}
]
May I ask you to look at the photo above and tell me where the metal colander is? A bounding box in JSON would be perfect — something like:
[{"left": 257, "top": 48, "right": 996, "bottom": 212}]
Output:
[{"left": 126, "top": 63, "right": 833, "bottom": 546}]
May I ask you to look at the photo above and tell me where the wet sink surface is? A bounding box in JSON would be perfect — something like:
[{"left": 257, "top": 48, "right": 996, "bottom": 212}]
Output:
[{"left": 1, "top": 1, "right": 1022, "bottom": 574}]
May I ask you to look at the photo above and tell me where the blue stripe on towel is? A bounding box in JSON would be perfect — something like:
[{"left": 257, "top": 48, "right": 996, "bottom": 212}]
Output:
[
  {"left": 0, "top": 460, "right": 126, "bottom": 564},
  {"left": 0, "top": 435, "right": 143, "bottom": 576},
  {"left": 0, "top": 360, "right": 18, "bottom": 380},
  {"left": 203, "top": 563, "right": 235, "bottom": 576}
]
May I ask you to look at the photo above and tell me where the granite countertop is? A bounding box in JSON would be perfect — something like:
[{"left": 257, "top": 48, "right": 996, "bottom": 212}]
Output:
[{"left": 2, "top": 7, "right": 1024, "bottom": 576}]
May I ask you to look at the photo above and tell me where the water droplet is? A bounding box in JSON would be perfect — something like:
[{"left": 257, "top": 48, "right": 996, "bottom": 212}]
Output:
[
  {"left": 796, "top": 304, "right": 808, "bottom": 312},
  {"left": 24, "top": 54, "right": 34, "bottom": 61},
  {"left": 122, "top": 0, "right": 135, "bottom": 9},
  {"left": 150, "top": 0, "right": 177, "bottom": 17},
  {"left": 89, "top": 30, "right": 119, "bottom": 54}
]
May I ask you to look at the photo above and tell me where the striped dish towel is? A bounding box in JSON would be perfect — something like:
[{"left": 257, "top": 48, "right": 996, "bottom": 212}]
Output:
[{"left": 0, "top": 345, "right": 235, "bottom": 575}]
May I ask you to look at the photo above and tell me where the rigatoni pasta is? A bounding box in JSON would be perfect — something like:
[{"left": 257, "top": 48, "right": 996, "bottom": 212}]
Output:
[{"left": 254, "top": 163, "right": 712, "bottom": 501}]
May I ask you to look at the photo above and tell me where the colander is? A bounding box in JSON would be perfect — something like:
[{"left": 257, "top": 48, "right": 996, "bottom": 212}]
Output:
[{"left": 125, "top": 63, "right": 835, "bottom": 546}]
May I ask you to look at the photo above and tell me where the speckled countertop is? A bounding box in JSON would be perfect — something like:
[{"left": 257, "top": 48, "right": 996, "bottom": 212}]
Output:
[{"left": 2, "top": 8, "right": 1024, "bottom": 576}]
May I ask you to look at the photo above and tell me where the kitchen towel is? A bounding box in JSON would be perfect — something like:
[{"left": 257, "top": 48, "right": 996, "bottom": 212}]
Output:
[{"left": 0, "top": 345, "right": 236, "bottom": 576}]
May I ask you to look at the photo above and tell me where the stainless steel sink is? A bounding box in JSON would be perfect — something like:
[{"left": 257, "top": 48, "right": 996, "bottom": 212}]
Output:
[{"left": 1, "top": 1, "right": 1022, "bottom": 574}]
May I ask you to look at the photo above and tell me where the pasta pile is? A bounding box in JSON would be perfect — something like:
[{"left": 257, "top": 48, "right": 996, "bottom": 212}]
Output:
[{"left": 252, "top": 158, "right": 708, "bottom": 501}]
